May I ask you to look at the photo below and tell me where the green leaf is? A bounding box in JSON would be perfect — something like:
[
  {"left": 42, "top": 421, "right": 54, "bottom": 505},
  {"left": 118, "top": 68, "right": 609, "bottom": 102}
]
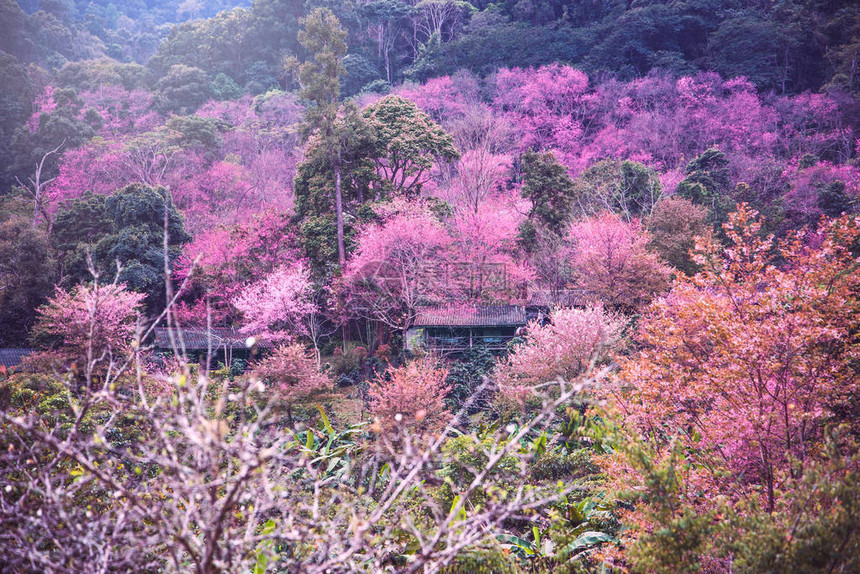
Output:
[
  {"left": 315, "top": 403, "right": 334, "bottom": 436},
  {"left": 568, "top": 503, "right": 585, "bottom": 525},
  {"left": 532, "top": 432, "right": 547, "bottom": 457},
  {"left": 497, "top": 534, "right": 536, "bottom": 555},
  {"left": 253, "top": 519, "right": 277, "bottom": 574},
  {"left": 449, "top": 494, "right": 467, "bottom": 522},
  {"left": 563, "top": 531, "right": 613, "bottom": 556}
]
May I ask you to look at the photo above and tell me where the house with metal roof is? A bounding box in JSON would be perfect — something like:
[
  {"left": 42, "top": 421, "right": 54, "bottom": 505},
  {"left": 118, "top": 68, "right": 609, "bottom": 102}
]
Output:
[
  {"left": 405, "top": 305, "right": 530, "bottom": 354},
  {"left": 153, "top": 327, "right": 270, "bottom": 365},
  {"left": 0, "top": 348, "right": 34, "bottom": 373}
]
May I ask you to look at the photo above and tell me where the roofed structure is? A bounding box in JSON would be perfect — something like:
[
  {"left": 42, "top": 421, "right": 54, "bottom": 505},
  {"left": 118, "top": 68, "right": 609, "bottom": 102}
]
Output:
[
  {"left": 153, "top": 327, "right": 270, "bottom": 367},
  {"left": 154, "top": 327, "right": 257, "bottom": 351},
  {"left": 407, "top": 305, "right": 528, "bottom": 354},
  {"left": 413, "top": 305, "right": 527, "bottom": 328},
  {"left": 0, "top": 348, "right": 34, "bottom": 370}
]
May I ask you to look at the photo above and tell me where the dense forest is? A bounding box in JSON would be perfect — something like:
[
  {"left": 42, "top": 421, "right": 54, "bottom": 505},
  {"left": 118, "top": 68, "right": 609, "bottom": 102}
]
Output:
[{"left": 1, "top": 0, "right": 860, "bottom": 572}]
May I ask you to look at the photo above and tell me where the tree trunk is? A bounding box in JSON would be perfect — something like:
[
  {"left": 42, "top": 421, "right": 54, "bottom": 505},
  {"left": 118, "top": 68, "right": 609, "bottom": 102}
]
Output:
[
  {"left": 384, "top": 44, "right": 392, "bottom": 84},
  {"left": 334, "top": 149, "right": 346, "bottom": 269}
]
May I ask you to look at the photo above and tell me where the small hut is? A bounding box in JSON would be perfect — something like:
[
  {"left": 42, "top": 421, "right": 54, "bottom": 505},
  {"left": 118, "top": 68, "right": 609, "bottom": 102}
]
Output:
[
  {"left": 0, "top": 348, "right": 34, "bottom": 373},
  {"left": 405, "top": 305, "right": 528, "bottom": 354},
  {"left": 153, "top": 327, "right": 269, "bottom": 366}
]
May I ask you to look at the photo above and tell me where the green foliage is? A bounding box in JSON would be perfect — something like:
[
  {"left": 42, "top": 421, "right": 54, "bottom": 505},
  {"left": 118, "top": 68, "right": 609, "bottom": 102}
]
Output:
[
  {"left": 362, "top": 94, "right": 459, "bottom": 196},
  {"left": 404, "top": 32, "right": 445, "bottom": 83},
  {"left": 708, "top": 13, "right": 787, "bottom": 92},
  {"left": 677, "top": 147, "right": 731, "bottom": 204},
  {"left": 528, "top": 448, "right": 598, "bottom": 483},
  {"left": 52, "top": 183, "right": 190, "bottom": 310},
  {"left": 210, "top": 72, "right": 244, "bottom": 101},
  {"left": 287, "top": 405, "right": 367, "bottom": 481},
  {"left": 0, "top": 198, "right": 55, "bottom": 345},
  {"left": 440, "top": 545, "right": 517, "bottom": 574},
  {"left": 439, "top": 433, "right": 520, "bottom": 491},
  {"left": 609, "top": 421, "right": 860, "bottom": 573},
  {"left": 0, "top": 371, "right": 140, "bottom": 444},
  {"left": 290, "top": 7, "right": 348, "bottom": 126},
  {"left": 165, "top": 114, "right": 225, "bottom": 152},
  {"left": 817, "top": 179, "right": 856, "bottom": 217},
  {"left": 341, "top": 53, "right": 383, "bottom": 97},
  {"left": 575, "top": 159, "right": 663, "bottom": 220},
  {"left": 444, "top": 345, "right": 495, "bottom": 413},
  {"left": 294, "top": 105, "right": 379, "bottom": 220},
  {"left": 297, "top": 214, "right": 351, "bottom": 277},
  {"left": 676, "top": 147, "right": 736, "bottom": 234},
  {"left": 727, "top": 431, "right": 860, "bottom": 573},
  {"left": 0, "top": 51, "right": 35, "bottom": 190},
  {"left": 154, "top": 64, "right": 212, "bottom": 114},
  {"left": 360, "top": 79, "right": 391, "bottom": 95},
  {"left": 645, "top": 197, "right": 709, "bottom": 276},
  {"left": 11, "top": 87, "right": 96, "bottom": 181},
  {"left": 148, "top": 0, "right": 302, "bottom": 87},
  {"left": 325, "top": 343, "right": 368, "bottom": 378},
  {"left": 519, "top": 150, "right": 577, "bottom": 240},
  {"left": 55, "top": 59, "right": 152, "bottom": 92}
]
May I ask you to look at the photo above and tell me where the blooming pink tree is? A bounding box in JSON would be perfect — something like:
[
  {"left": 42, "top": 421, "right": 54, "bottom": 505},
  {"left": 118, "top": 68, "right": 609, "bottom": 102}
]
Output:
[
  {"left": 447, "top": 193, "right": 531, "bottom": 302},
  {"left": 496, "top": 306, "right": 624, "bottom": 400},
  {"left": 370, "top": 358, "right": 451, "bottom": 434},
  {"left": 174, "top": 160, "right": 257, "bottom": 231},
  {"left": 45, "top": 91, "right": 302, "bottom": 233},
  {"left": 80, "top": 86, "right": 161, "bottom": 137},
  {"left": 610, "top": 206, "right": 860, "bottom": 515},
  {"left": 32, "top": 283, "right": 145, "bottom": 361},
  {"left": 492, "top": 64, "right": 590, "bottom": 163},
  {"left": 233, "top": 262, "right": 316, "bottom": 343},
  {"left": 344, "top": 203, "right": 452, "bottom": 340},
  {"left": 395, "top": 75, "right": 472, "bottom": 123},
  {"left": 48, "top": 140, "right": 132, "bottom": 207},
  {"left": 781, "top": 160, "right": 860, "bottom": 228},
  {"left": 176, "top": 211, "right": 302, "bottom": 327},
  {"left": 568, "top": 212, "right": 672, "bottom": 309},
  {"left": 436, "top": 148, "right": 512, "bottom": 214},
  {"left": 252, "top": 343, "right": 332, "bottom": 427},
  {"left": 26, "top": 86, "right": 58, "bottom": 132}
]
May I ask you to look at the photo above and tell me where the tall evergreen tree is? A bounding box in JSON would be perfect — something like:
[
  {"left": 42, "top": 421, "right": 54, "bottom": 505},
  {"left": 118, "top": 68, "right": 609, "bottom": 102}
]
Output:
[
  {"left": 287, "top": 8, "right": 350, "bottom": 269},
  {"left": 518, "top": 150, "right": 578, "bottom": 247}
]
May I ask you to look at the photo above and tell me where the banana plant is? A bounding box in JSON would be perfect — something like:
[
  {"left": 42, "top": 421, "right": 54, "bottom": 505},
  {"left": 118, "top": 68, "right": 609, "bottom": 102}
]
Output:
[
  {"left": 559, "top": 406, "right": 613, "bottom": 454},
  {"left": 559, "top": 496, "right": 616, "bottom": 558},
  {"left": 497, "top": 525, "right": 549, "bottom": 558},
  {"left": 287, "top": 404, "right": 367, "bottom": 479}
]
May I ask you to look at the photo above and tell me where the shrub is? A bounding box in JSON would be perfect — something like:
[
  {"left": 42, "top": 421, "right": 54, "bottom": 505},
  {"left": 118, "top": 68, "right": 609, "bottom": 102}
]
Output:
[
  {"left": 252, "top": 343, "right": 332, "bottom": 426},
  {"left": 369, "top": 358, "right": 450, "bottom": 434}
]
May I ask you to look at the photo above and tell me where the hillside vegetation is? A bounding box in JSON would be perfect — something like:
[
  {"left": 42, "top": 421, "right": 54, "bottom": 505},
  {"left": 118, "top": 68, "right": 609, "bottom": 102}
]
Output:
[{"left": 1, "top": 1, "right": 859, "bottom": 572}]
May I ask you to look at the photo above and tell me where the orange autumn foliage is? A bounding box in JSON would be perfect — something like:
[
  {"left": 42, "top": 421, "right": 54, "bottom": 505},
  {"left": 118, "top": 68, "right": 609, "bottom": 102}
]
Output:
[{"left": 607, "top": 205, "right": 860, "bottom": 519}]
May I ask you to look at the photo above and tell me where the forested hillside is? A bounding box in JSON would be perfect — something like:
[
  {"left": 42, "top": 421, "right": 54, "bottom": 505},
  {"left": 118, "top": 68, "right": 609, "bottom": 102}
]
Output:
[{"left": 1, "top": 1, "right": 859, "bottom": 572}]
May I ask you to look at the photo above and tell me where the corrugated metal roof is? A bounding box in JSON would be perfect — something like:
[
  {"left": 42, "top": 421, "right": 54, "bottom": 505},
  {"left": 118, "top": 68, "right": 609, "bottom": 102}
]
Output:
[
  {"left": 526, "top": 289, "right": 591, "bottom": 308},
  {"left": 413, "top": 305, "right": 528, "bottom": 327},
  {"left": 154, "top": 328, "right": 270, "bottom": 350},
  {"left": 0, "top": 348, "right": 34, "bottom": 369}
]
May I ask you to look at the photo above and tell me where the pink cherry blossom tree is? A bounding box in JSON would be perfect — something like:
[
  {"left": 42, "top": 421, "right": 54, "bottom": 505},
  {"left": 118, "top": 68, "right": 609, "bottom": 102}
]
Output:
[
  {"left": 344, "top": 203, "right": 452, "bottom": 341},
  {"left": 568, "top": 212, "right": 672, "bottom": 309},
  {"left": 369, "top": 358, "right": 451, "bottom": 435},
  {"left": 446, "top": 192, "right": 531, "bottom": 302},
  {"left": 251, "top": 343, "right": 332, "bottom": 427},
  {"left": 496, "top": 305, "right": 624, "bottom": 400},
  {"left": 32, "top": 282, "right": 145, "bottom": 362},
  {"left": 233, "top": 262, "right": 316, "bottom": 344}
]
